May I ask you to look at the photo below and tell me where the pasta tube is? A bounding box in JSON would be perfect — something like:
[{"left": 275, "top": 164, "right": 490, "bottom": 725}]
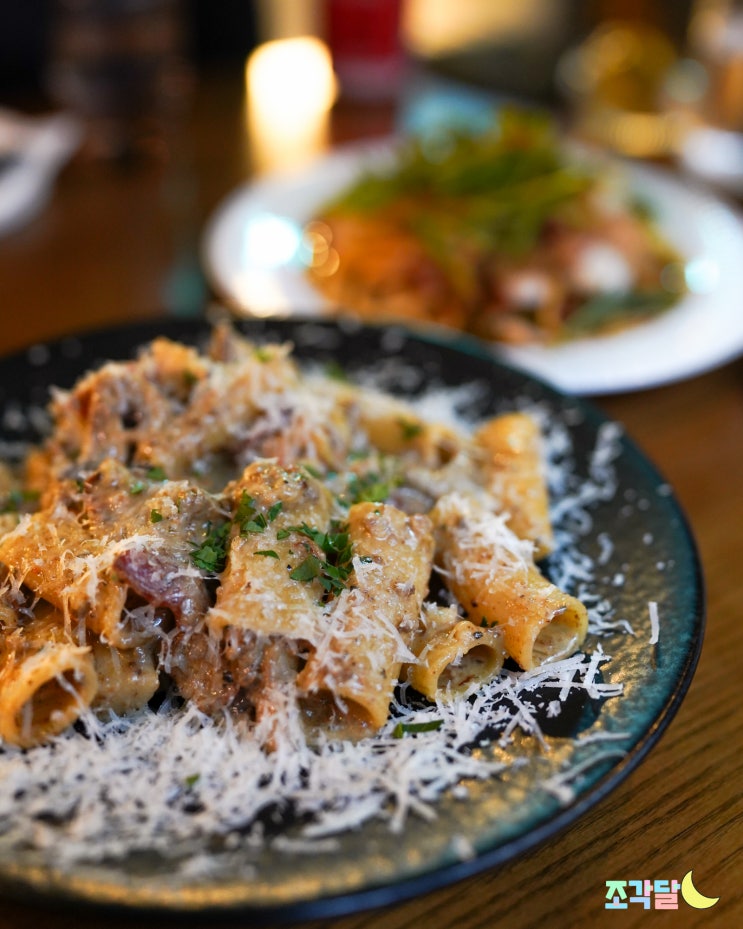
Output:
[
  {"left": 473, "top": 412, "right": 554, "bottom": 558},
  {"left": 206, "top": 461, "right": 334, "bottom": 643},
  {"left": 356, "top": 391, "right": 465, "bottom": 467},
  {"left": 0, "top": 513, "right": 129, "bottom": 646},
  {"left": 0, "top": 606, "right": 98, "bottom": 747},
  {"left": 90, "top": 641, "right": 160, "bottom": 716},
  {"left": 407, "top": 604, "right": 505, "bottom": 700},
  {"left": 297, "top": 502, "right": 434, "bottom": 737},
  {"left": 432, "top": 492, "right": 587, "bottom": 670}
]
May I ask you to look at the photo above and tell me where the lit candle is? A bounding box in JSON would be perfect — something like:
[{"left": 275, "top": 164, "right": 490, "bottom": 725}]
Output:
[{"left": 246, "top": 36, "right": 338, "bottom": 174}]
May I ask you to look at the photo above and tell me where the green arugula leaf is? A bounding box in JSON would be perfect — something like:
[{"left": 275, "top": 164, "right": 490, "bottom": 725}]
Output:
[{"left": 564, "top": 290, "right": 677, "bottom": 337}]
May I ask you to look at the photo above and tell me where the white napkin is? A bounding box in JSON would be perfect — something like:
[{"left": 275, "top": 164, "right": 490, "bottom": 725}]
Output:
[{"left": 0, "top": 108, "right": 82, "bottom": 236}]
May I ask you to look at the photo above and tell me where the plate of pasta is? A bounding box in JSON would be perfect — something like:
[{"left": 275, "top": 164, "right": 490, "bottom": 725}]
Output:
[
  {"left": 0, "top": 316, "right": 703, "bottom": 919},
  {"left": 202, "top": 114, "right": 743, "bottom": 395}
]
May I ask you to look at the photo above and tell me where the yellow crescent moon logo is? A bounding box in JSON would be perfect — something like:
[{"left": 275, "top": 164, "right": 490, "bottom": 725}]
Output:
[{"left": 681, "top": 870, "right": 719, "bottom": 909}]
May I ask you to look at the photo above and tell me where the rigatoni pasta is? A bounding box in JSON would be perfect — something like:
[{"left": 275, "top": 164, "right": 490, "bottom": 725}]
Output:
[
  {"left": 297, "top": 501, "right": 434, "bottom": 737},
  {"left": 405, "top": 604, "right": 506, "bottom": 700},
  {"left": 431, "top": 492, "right": 587, "bottom": 670},
  {"left": 0, "top": 324, "right": 589, "bottom": 748},
  {"left": 0, "top": 603, "right": 98, "bottom": 748},
  {"left": 473, "top": 412, "right": 555, "bottom": 559}
]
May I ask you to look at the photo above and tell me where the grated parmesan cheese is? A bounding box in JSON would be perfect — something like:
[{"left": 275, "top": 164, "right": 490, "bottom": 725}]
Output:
[{"left": 648, "top": 600, "right": 660, "bottom": 645}]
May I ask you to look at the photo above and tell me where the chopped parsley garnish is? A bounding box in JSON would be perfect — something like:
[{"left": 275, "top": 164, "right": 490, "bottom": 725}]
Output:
[
  {"left": 302, "top": 463, "right": 324, "bottom": 479},
  {"left": 0, "top": 488, "right": 40, "bottom": 513},
  {"left": 190, "top": 521, "right": 231, "bottom": 573},
  {"left": 289, "top": 552, "right": 324, "bottom": 582},
  {"left": 280, "top": 520, "right": 355, "bottom": 596},
  {"left": 324, "top": 360, "right": 348, "bottom": 381},
  {"left": 150, "top": 509, "right": 164, "bottom": 523},
  {"left": 398, "top": 418, "right": 423, "bottom": 440},
  {"left": 235, "top": 492, "right": 283, "bottom": 534},
  {"left": 234, "top": 491, "right": 256, "bottom": 524},
  {"left": 189, "top": 493, "right": 285, "bottom": 573},
  {"left": 392, "top": 719, "right": 444, "bottom": 738},
  {"left": 129, "top": 463, "right": 168, "bottom": 492},
  {"left": 343, "top": 471, "right": 397, "bottom": 505}
]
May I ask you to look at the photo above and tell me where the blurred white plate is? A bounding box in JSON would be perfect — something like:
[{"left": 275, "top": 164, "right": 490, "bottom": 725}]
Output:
[{"left": 202, "top": 141, "right": 743, "bottom": 395}]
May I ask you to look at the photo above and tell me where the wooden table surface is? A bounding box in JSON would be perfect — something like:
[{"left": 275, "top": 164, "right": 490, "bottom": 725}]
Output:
[{"left": 0, "top": 67, "right": 741, "bottom": 929}]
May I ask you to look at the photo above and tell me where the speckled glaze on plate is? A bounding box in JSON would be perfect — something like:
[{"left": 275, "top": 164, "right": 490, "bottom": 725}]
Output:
[{"left": 0, "top": 317, "right": 704, "bottom": 921}]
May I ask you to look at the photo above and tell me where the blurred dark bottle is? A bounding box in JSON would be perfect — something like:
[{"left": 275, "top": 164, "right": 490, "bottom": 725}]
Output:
[{"left": 46, "top": 0, "right": 192, "bottom": 161}]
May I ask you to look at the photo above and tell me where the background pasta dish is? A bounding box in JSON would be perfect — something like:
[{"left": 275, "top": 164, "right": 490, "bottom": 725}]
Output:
[{"left": 305, "top": 109, "right": 685, "bottom": 345}]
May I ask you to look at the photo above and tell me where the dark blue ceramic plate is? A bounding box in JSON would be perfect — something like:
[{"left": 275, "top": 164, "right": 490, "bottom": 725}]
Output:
[{"left": 0, "top": 317, "right": 704, "bottom": 920}]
